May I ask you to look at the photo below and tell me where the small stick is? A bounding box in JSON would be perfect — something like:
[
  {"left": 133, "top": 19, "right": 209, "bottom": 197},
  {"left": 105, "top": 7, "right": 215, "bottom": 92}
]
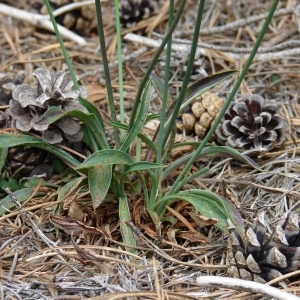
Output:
[
  {"left": 196, "top": 276, "right": 300, "bottom": 300},
  {"left": 4, "top": 188, "right": 83, "bottom": 276},
  {"left": 0, "top": 4, "right": 87, "bottom": 46},
  {"left": 124, "top": 33, "right": 300, "bottom": 61}
]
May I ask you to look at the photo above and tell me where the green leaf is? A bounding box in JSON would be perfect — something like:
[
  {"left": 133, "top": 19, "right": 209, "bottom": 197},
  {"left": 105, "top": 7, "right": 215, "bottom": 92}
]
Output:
[
  {"left": 124, "top": 162, "right": 164, "bottom": 173},
  {"left": 153, "top": 189, "right": 245, "bottom": 235},
  {"left": 146, "top": 169, "right": 159, "bottom": 210},
  {"left": 109, "top": 121, "right": 158, "bottom": 155},
  {"left": 166, "top": 70, "right": 238, "bottom": 119},
  {"left": 119, "top": 195, "right": 137, "bottom": 254},
  {"left": 187, "top": 189, "right": 245, "bottom": 237},
  {"left": 120, "top": 79, "right": 152, "bottom": 152},
  {"left": 0, "top": 133, "right": 80, "bottom": 167},
  {"left": 139, "top": 64, "right": 172, "bottom": 106},
  {"left": 162, "top": 145, "right": 260, "bottom": 180},
  {"left": 156, "top": 193, "right": 228, "bottom": 232},
  {"left": 76, "top": 149, "right": 133, "bottom": 170},
  {"left": 88, "top": 165, "right": 112, "bottom": 209},
  {"left": 0, "top": 188, "right": 46, "bottom": 216},
  {"left": 35, "top": 106, "right": 64, "bottom": 124},
  {"left": 58, "top": 177, "right": 86, "bottom": 202},
  {"left": 184, "top": 70, "right": 238, "bottom": 105},
  {"left": 0, "top": 147, "right": 8, "bottom": 175},
  {"left": 36, "top": 108, "right": 109, "bottom": 150}
]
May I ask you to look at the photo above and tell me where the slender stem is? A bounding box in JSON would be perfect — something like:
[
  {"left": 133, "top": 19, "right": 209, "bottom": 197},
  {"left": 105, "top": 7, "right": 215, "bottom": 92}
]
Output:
[
  {"left": 114, "top": 0, "right": 125, "bottom": 142},
  {"left": 128, "top": 0, "right": 187, "bottom": 131},
  {"left": 166, "top": 0, "right": 280, "bottom": 196},
  {"left": 94, "top": 0, "right": 120, "bottom": 146},
  {"left": 162, "top": 0, "right": 205, "bottom": 147},
  {"left": 43, "top": 0, "right": 79, "bottom": 90},
  {"left": 156, "top": 0, "right": 174, "bottom": 166}
]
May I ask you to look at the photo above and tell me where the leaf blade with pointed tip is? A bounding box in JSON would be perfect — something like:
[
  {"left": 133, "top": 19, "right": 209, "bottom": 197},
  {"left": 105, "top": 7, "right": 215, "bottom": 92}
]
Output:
[
  {"left": 76, "top": 149, "right": 134, "bottom": 170},
  {"left": 88, "top": 164, "right": 112, "bottom": 209}
]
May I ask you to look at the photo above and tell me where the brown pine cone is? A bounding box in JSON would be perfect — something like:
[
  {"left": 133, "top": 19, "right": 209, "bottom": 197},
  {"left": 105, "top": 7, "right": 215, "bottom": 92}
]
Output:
[{"left": 216, "top": 94, "right": 285, "bottom": 151}]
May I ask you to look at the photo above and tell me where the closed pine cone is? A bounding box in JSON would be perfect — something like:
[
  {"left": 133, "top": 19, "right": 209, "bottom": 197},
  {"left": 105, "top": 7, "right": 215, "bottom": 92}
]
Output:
[
  {"left": 176, "top": 92, "right": 225, "bottom": 139},
  {"left": 227, "top": 211, "right": 300, "bottom": 283}
]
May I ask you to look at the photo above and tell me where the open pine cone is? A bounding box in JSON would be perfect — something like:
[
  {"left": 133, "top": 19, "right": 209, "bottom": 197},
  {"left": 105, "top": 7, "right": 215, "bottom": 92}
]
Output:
[
  {"left": 119, "top": 0, "right": 158, "bottom": 27},
  {"left": 9, "top": 68, "right": 88, "bottom": 144},
  {"left": 216, "top": 94, "right": 285, "bottom": 151},
  {"left": 227, "top": 212, "right": 300, "bottom": 283},
  {"left": 176, "top": 92, "right": 225, "bottom": 139}
]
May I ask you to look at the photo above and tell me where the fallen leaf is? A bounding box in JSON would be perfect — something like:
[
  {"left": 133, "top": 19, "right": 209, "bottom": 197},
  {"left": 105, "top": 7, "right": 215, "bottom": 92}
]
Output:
[
  {"left": 68, "top": 200, "right": 84, "bottom": 223},
  {"left": 49, "top": 215, "right": 105, "bottom": 236},
  {"left": 188, "top": 211, "right": 218, "bottom": 228},
  {"left": 72, "top": 238, "right": 114, "bottom": 275},
  {"left": 177, "top": 231, "right": 210, "bottom": 243}
]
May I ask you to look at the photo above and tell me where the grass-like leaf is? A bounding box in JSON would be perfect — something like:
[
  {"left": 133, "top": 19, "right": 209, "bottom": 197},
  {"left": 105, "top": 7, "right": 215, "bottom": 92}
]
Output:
[
  {"left": 58, "top": 177, "right": 86, "bottom": 202},
  {"left": 139, "top": 64, "right": 172, "bottom": 106},
  {"left": 119, "top": 195, "right": 137, "bottom": 254},
  {"left": 120, "top": 79, "right": 151, "bottom": 152},
  {"left": 109, "top": 121, "right": 158, "bottom": 155},
  {"left": 0, "top": 188, "right": 46, "bottom": 216},
  {"left": 153, "top": 189, "right": 245, "bottom": 235},
  {"left": 36, "top": 108, "right": 109, "bottom": 150},
  {"left": 166, "top": 70, "right": 238, "bottom": 122},
  {"left": 0, "top": 147, "right": 8, "bottom": 175},
  {"left": 0, "top": 133, "right": 80, "bottom": 167},
  {"left": 162, "top": 145, "right": 260, "bottom": 180}
]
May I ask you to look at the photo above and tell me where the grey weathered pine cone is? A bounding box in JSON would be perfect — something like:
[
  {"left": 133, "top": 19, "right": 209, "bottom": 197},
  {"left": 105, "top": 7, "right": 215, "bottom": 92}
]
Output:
[
  {"left": 227, "top": 212, "right": 300, "bottom": 283},
  {"left": 119, "top": 0, "right": 158, "bottom": 27},
  {"left": 9, "top": 68, "right": 88, "bottom": 144},
  {"left": 216, "top": 94, "right": 285, "bottom": 151},
  {"left": 0, "top": 72, "right": 25, "bottom": 129}
]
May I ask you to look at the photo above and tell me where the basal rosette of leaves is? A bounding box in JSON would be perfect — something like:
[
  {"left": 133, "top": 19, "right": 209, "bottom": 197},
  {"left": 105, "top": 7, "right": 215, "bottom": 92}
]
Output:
[
  {"left": 9, "top": 68, "right": 88, "bottom": 144},
  {"left": 216, "top": 94, "right": 286, "bottom": 151}
]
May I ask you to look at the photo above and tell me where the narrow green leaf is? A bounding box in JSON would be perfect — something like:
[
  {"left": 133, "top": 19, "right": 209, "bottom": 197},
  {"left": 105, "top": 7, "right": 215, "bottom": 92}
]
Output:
[
  {"left": 0, "top": 133, "right": 80, "bottom": 167},
  {"left": 185, "top": 189, "right": 245, "bottom": 236},
  {"left": 0, "top": 147, "right": 8, "bottom": 174},
  {"left": 147, "top": 209, "right": 161, "bottom": 229},
  {"left": 124, "top": 162, "right": 164, "bottom": 173},
  {"left": 0, "top": 188, "right": 45, "bottom": 216},
  {"left": 119, "top": 195, "right": 137, "bottom": 254},
  {"left": 76, "top": 149, "right": 133, "bottom": 170},
  {"left": 156, "top": 193, "right": 229, "bottom": 232},
  {"left": 58, "top": 177, "right": 86, "bottom": 202},
  {"left": 162, "top": 145, "right": 260, "bottom": 180},
  {"left": 187, "top": 70, "right": 237, "bottom": 97},
  {"left": 120, "top": 79, "right": 152, "bottom": 152},
  {"left": 109, "top": 121, "right": 158, "bottom": 155},
  {"left": 88, "top": 164, "right": 112, "bottom": 209},
  {"left": 146, "top": 169, "right": 159, "bottom": 210},
  {"left": 139, "top": 64, "right": 172, "bottom": 106},
  {"left": 166, "top": 70, "right": 238, "bottom": 121}
]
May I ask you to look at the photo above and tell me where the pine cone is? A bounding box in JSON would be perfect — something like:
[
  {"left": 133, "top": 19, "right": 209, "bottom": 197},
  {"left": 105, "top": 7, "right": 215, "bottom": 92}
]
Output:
[
  {"left": 8, "top": 68, "right": 88, "bottom": 144},
  {"left": 227, "top": 212, "right": 300, "bottom": 283},
  {"left": 39, "top": 0, "right": 96, "bottom": 34},
  {"left": 0, "top": 72, "right": 24, "bottom": 106},
  {"left": 176, "top": 92, "right": 225, "bottom": 139},
  {"left": 216, "top": 94, "right": 285, "bottom": 151},
  {"left": 119, "top": 0, "right": 158, "bottom": 27}
]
